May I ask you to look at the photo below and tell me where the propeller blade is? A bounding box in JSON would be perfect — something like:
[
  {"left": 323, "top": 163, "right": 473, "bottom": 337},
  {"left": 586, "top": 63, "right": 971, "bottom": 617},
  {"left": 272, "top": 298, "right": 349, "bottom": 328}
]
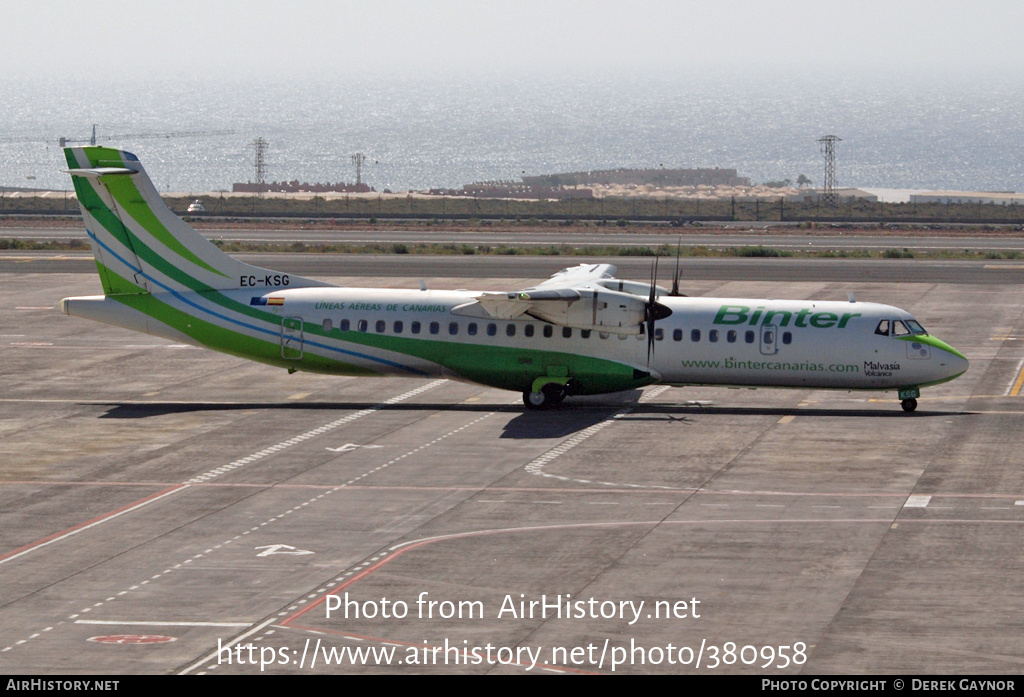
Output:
[
  {"left": 670, "top": 236, "right": 683, "bottom": 296},
  {"left": 647, "top": 257, "right": 658, "bottom": 363}
]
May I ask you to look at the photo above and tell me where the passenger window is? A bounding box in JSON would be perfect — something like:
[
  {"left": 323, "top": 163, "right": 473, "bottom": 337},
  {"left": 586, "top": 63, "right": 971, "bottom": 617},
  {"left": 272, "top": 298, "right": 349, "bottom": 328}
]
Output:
[
  {"left": 449, "top": 322, "right": 458, "bottom": 335},
  {"left": 875, "top": 320, "right": 890, "bottom": 336},
  {"left": 673, "top": 328, "right": 683, "bottom": 341},
  {"left": 393, "top": 321, "right": 403, "bottom": 333},
  {"left": 524, "top": 324, "right": 534, "bottom": 337},
  {"left": 654, "top": 328, "right": 663, "bottom": 341},
  {"left": 727, "top": 330, "right": 736, "bottom": 343},
  {"left": 411, "top": 321, "right": 421, "bottom": 334},
  {"left": 582, "top": 329, "right": 592, "bottom": 339},
  {"left": 358, "top": 319, "right": 368, "bottom": 332},
  {"left": 709, "top": 329, "right": 719, "bottom": 343},
  {"left": 599, "top": 332, "right": 609, "bottom": 339},
  {"left": 562, "top": 327, "right": 572, "bottom": 338},
  {"left": 745, "top": 330, "right": 754, "bottom": 343},
  {"left": 429, "top": 322, "right": 440, "bottom": 335},
  {"left": 506, "top": 324, "right": 516, "bottom": 337},
  {"left": 782, "top": 331, "right": 792, "bottom": 345},
  {"left": 487, "top": 323, "right": 497, "bottom": 336},
  {"left": 543, "top": 325, "right": 553, "bottom": 338},
  {"left": 376, "top": 320, "right": 386, "bottom": 333},
  {"left": 322, "top": 319, "right": 332, "bottom": 332},
  {"left": 340, "top": 319, "right": 350, "bottom": 332},
  {"left": 468, "top": 323, "right": 477, "bottom": 336},
  {"left": 691, "top": 329, "right": 701, "bottom": 342}
]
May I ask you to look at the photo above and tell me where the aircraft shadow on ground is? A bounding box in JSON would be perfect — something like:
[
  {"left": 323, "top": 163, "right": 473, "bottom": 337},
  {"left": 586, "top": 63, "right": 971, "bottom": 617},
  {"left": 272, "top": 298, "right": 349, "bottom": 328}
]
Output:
[{"left": 93, "top": 400, "right": 961, "bottom": 440}]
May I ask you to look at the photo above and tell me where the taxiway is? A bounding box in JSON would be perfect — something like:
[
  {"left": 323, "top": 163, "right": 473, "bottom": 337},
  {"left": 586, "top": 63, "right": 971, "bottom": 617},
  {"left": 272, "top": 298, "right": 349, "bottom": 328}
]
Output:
[{"left": 0, "top": 257, "right": 1022, "bottom": 674}]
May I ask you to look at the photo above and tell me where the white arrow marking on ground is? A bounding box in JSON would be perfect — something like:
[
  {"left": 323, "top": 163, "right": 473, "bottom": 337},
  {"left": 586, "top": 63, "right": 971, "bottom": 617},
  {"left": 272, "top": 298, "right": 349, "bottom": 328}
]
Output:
[
  {"left": 254, "top": 544, "right": 314, "bottom": 557},
  {"left": 325, "top": 443, "right": 385, "bottom": 453}
]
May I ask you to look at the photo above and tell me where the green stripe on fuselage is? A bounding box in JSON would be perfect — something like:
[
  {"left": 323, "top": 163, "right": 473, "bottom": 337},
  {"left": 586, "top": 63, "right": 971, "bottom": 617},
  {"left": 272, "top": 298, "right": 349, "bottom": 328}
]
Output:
[
  {"left": 335, "top": 330, "right": 651, "bottom": 394},
  {"left": 894, "top": 333, "right": 967, "bottom": 361},
  {"left": 105, "top": 263, "right": 643, "bottom": 390},
  {"left": 111, "top": 291, "right": 381, "bottom": 376}
]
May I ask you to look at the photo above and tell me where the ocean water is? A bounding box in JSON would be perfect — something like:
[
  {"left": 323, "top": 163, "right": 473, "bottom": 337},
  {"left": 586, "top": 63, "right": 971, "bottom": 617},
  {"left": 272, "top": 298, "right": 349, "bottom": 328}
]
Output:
[{"left": 2, "top": 72, "right": 1022, "bottom": 194}]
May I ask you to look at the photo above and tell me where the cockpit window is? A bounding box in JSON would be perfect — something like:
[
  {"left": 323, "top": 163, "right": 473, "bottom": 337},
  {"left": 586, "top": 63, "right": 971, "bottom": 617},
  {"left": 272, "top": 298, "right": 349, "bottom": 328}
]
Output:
[
  {"left": 905, "top": 319, "right": 926, "bottom": 335},
  {"left": 874, "top": 320, "right": 890, "bottom": 336},
  {"left": 892, "top": 320, "right": 910, "bottom": 336}
]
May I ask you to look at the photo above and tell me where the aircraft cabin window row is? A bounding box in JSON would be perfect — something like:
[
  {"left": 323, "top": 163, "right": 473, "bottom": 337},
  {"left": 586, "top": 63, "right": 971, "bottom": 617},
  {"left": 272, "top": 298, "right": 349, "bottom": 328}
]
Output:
[
  {"left": 317, "top": 318, "right": 795, "bottom": 346},
  {"left": 320, "top": 318, "right": 609, "bottom": 339}
]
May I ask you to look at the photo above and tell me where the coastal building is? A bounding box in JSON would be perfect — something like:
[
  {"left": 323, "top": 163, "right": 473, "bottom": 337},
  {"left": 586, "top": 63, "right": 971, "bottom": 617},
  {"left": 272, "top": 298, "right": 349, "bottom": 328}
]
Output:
[
  {"left": 232, "top": 180, "right": 373, "bottom": 194},
  {"left": 909, "top": 191, "right": 1024, "bottom": 205},
  {"left": 521, "top": 167, "right": 751, "bottom": 188}
]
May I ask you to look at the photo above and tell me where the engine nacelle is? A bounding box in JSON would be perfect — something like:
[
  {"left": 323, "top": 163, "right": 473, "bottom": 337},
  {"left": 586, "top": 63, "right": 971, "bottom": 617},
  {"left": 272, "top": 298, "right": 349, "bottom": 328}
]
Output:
[{"left": 526, "top": 288, "right": 651, "bottom": 335}]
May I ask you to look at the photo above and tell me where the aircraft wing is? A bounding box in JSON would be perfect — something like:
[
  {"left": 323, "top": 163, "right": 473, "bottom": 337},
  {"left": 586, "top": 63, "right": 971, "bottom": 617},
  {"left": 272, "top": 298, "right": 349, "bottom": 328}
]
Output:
[
  {"left": 531, "top": 263, "right": 617, "bottom": 289},
  {"left": 456, "top": 263, "right": 657, "bottom": 334}
]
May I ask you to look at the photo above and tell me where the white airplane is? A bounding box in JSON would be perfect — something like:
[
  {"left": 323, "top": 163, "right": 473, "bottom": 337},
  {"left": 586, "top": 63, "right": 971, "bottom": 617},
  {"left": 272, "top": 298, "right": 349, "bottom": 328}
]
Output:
[{"left": 59, "top": 147, "right": 968, "bottom": 412}]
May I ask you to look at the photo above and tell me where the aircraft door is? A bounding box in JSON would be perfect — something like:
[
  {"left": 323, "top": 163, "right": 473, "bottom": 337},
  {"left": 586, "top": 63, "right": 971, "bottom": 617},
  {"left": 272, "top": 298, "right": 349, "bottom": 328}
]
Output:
[
  {"left": 760, "top": 323, "right": 779, "bottom": 355},
  {"left": 281, "top": 317, "right": 304, "bottom": 359}
]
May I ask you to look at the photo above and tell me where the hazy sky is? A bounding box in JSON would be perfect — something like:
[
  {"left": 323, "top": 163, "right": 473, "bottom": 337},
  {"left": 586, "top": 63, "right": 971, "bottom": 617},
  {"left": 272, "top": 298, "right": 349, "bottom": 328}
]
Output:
[{"left": 2, "top": 0, "right": 1022, "bottom": 80}]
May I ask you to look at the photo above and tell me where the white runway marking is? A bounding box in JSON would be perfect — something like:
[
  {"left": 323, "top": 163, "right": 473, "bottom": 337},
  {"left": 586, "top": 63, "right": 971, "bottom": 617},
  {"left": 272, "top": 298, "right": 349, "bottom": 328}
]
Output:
[
  {"left": 904, "top": 494, "right": 932, "bottom": 508},
  {"left": 0, "top": 486, "right": 188, "bottom": 567},
  {"left": 188, "top": 380, "right": 446, "bottom": 483},
  {"left": 180, "top": 618, "right": 279, "bottom": 675},
  {"left": 524, "top": 385, "right": 672, "bottom": 489}
]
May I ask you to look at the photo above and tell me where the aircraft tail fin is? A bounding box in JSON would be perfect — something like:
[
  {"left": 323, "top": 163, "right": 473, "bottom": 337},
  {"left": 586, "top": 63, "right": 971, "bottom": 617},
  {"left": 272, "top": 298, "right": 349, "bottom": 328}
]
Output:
[{"left": 63, "top": 147, "right": 330, "bottom": 296}]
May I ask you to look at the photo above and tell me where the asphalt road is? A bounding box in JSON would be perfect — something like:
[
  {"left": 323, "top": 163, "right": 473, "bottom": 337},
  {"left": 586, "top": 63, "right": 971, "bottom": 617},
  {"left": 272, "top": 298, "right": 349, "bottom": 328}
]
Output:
[{"left": 3, "top": 251, "right": 1023, "bottom": 286}]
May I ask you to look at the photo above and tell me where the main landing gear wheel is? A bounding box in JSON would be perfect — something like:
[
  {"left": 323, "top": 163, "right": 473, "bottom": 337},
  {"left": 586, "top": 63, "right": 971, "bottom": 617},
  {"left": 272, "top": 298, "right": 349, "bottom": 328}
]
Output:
[
  {"left": 901, "top": 398, "right": 918, "bottom": 413},
  {"left": 523, "top": 383, "right": 566, "bottom": 410}
]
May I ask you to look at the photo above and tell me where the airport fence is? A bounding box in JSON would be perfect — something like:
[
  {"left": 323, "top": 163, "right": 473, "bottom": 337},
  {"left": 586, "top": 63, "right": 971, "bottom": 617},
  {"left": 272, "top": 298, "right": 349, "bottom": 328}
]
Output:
[{"left": 2, "top": 189, "right": 1023, "bottom": 226}]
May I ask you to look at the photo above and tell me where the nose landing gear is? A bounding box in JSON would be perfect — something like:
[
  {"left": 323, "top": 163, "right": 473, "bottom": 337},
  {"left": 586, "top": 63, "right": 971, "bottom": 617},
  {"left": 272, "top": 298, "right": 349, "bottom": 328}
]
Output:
[{"left": 898, "top": 387, "right": 920, "bottom": 413}]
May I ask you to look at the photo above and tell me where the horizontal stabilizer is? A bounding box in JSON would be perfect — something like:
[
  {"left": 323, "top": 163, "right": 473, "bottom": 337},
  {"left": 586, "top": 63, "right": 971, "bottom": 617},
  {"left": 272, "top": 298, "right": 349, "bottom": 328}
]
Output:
[{"left": 64, "top": 167, "right": 139, "bottom": 178}]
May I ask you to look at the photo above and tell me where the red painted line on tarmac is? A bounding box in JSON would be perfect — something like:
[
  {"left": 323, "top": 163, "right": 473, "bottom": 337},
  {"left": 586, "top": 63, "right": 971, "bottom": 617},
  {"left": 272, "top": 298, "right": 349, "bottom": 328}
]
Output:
[
  {"left": 281, "top": 523, "right": 634, "bottom": 626},
  {"left": 281, "top": 517, "right": 889, "bottom": 627},
  {"left": 0, "top": 484, "right": 189, "bottom": 565},
  {"left": 281, "top": 518, "right": 894, "bottom": 674},
  {"left": 280, "top": 623, "right": 595, "bottom": 675},
  {"left": 0, "top": 480, "right": 184, "bottom": 487}
]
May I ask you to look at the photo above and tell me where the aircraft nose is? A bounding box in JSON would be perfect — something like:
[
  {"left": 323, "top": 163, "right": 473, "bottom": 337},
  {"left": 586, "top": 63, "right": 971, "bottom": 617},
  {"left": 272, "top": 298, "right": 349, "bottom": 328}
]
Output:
[
  {"left": 937, "top": 341, "right": 969, "bottom": 379},
  {"left": 949, "top": 351, "right": 969, "bottom": 377}
]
